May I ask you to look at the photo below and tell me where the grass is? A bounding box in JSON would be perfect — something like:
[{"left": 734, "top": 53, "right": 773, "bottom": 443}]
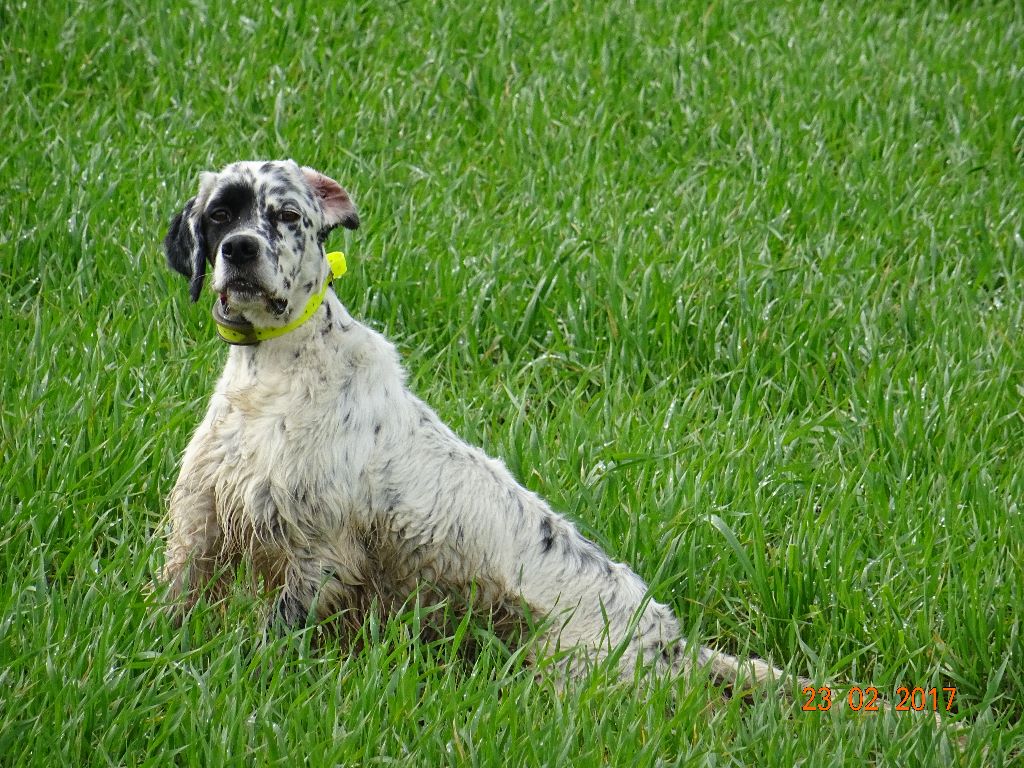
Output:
[{"left": 2, "top": 0, "right": 1023, "bottom": 764}]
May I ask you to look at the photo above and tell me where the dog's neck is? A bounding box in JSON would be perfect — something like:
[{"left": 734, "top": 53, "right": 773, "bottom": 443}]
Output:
[{"left": 224, "top": 290, "right": 352, "bottom": 376}]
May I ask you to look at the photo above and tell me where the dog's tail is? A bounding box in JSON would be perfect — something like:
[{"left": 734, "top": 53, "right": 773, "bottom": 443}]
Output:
[
  {"left": 697, "top": 644, "right": 786, "bottom": 683},
  {"left": 688, "top": 643, "right": 808, "bottom": 698}
]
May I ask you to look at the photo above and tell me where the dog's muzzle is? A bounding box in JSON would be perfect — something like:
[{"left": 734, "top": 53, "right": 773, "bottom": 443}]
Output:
[{"left": 212, "top": 251, "right": 348, "bottom": 346}]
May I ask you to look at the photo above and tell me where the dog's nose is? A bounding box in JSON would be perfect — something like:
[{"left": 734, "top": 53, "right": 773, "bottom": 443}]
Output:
[{"left": 220, "top": 234, "right": 260, "bottom": 265}]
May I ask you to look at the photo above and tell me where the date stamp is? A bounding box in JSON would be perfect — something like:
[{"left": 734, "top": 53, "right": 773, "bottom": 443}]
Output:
[{"left": 801, "top": 686, "right": 957, "bottom": 713}]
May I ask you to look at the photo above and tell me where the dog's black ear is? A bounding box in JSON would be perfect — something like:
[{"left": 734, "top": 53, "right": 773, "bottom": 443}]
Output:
[
  {"left": 164, "top": 197, "right": 208, "bottom": 302},
  {"left": 301, "top": 167, "right": 359, "bottom": 231}
]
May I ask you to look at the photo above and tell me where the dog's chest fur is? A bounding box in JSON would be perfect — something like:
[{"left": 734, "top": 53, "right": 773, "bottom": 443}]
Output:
[{"left": 196, "top": 295, "right": 519, "bottom": 610}]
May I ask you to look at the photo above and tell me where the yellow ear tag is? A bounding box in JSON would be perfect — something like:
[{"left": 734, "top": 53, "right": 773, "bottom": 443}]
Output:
[{"left": 326, "top": 251, "right": 347, "bottom": 279}]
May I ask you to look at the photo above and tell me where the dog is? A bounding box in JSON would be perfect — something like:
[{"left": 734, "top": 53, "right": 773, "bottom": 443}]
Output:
[{"left": 159, "top": 159, "right": 789, "bottom": 690}]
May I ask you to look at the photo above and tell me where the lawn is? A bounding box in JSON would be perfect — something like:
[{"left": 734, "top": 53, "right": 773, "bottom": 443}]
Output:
[{"left": 1, "top": 0, "right": 1022, "bottom": 765}]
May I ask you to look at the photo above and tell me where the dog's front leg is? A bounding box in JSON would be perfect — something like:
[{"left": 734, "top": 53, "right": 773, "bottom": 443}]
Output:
[
  {"left": 270, "top": 560, "right": 320, "bottom": 631},
  {"left": 159, "top": 419, "right": 224, "bottom": 624},
  {"left": 161, "top": 490, "right": 220, "bottom": 624},
  {"left": 268, "top": 542, "right": 369, "bottom": 634}
]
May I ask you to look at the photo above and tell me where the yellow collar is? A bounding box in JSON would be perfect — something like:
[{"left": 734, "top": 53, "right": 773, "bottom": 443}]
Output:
[{"left": 213, "top": 251, "right": 347, "bottom": 346}]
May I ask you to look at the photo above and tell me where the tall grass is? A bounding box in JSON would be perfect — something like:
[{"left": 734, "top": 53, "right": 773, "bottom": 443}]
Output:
[{"left": 2, "top": 0, "right": 1022, "bottom": 764}]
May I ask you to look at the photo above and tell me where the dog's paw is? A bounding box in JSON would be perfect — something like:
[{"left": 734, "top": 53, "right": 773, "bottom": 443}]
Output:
[{"left": 269, "top": 591, "right": 313, "bottom": 633}]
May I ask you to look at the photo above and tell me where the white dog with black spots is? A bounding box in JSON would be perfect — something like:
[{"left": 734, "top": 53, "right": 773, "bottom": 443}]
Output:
[{"left": 159, "top": 159, "right": 789, "bottom": 689}]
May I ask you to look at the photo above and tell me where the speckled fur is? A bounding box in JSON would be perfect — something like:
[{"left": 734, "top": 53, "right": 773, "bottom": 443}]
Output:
[{"left": 160, "top": 160, "right": 789, "bottom": 688}]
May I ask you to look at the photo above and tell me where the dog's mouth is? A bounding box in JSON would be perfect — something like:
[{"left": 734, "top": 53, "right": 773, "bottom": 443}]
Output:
[{"left": 218, "top": 280, "right": 288, "bottom": 316}]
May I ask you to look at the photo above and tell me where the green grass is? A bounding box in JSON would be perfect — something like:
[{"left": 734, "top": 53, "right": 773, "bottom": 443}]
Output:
[{"left": 2, "top": 0, "right": 1023, "bottom": 764}]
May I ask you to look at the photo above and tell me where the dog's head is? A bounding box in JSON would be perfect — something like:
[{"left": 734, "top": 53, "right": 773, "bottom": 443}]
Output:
[{"left": 164, "top": 160, "right": 358, "bottom": 327}]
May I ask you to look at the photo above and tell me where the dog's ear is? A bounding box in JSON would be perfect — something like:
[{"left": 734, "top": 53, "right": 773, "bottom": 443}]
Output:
[
  {"left": 301, "top": 167, "right": 359, "bottom": 231},
  {"left": 164, "top": 197, "right": 208, "bottom": 303}
]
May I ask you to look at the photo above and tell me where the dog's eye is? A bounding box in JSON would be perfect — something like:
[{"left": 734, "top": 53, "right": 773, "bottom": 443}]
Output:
[
  {"left": 278, "top": 209, "right": 301, "bottom": 224},
  {"left": 209, "top": 209, "right": 231, "bottom": 224}
]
